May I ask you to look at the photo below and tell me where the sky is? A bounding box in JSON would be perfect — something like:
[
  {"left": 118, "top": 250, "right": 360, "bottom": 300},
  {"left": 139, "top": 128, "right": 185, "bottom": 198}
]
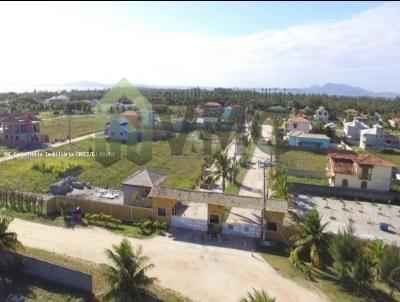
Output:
[{"left": 0, "top": 1, "right": 399, "bottom": 92}]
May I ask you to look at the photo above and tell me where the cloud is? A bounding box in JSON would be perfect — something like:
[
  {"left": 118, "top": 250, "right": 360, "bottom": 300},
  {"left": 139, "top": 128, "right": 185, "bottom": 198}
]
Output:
[{"left": 0, "top": 2, "right": 399, "bottom": 92}]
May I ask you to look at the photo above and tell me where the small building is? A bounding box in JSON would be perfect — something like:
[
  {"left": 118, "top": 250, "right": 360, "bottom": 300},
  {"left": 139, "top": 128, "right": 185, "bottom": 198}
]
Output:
[
  {"left": 343, "top": 119, "right": 369, "bottom": 140},
  {"left": 388, "top": 117, "right": 400, "bottom": 130},
  {"left": 285, "top": 116, "right": 311, "bottom": 134},
  {"left": 122, "top": 169, "right": 166, "bottom": 206},
  {"left": 223, "top": 106, "right": 236, "bottom": 120},
  {"left": 360, "top": 124, "right": 385, "bottom": 150},
  {"left": 0, "top": 113, "right": 48, "bottom": 148},
  {"left": 196, "top": 117, "right": 219, "bottom": 127},
  {"left": 287, "top": 130, "right": 330, "bottom": 150},
  {"left": 326, "top": 152, "right": 395, "bottom": 191},
  {"left": 202, "top": 102, "right": 223, "bottom": 116},
  {"left": 313, "top": 106, "right": 329, "bottom": 123}
]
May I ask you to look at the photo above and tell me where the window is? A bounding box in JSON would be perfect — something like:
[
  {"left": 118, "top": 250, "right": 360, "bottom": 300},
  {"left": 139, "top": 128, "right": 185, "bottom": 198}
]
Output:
[
  {"left": 361, "top": 181, "right": 368, "bottom": 189},
  {"left": 342, "top": 179, "right": 348, "bottom": 187},
  {"left": 360, "top": 166, "right": 370, "bottom": 180},
  {"left": 293, "top": 123, "right": 298, "bottom": 129},
  {"left": 157, "top": 207, "right": 167, "bottom": 217},
  {"left": 266, "top": 222, "right": 278, "bottom": 232},
  {"left": 209, "top": 214, "right": 220, "bottom": 225}
]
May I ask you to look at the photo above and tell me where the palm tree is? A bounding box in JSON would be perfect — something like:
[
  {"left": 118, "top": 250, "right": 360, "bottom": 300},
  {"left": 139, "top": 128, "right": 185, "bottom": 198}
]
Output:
[
  {"left": 351, "top": 250, "right": 373, "bottom": 296},
  {"left": 271, "top": 117, "right": 283, "bottom": 140},
  {"left": 380, "top": 244, "right": 400, "bottom": 297},
  {"left": 329, "top": 224, "right": 359, "bottom": 286},
  {"left": 0, "top": 210, "right": 21, "bottom": 253},
  {"left": 251, "top": 116, "right": 261, "bottom": 143},
  {"left": 290, "top": 209, "right": 328, "bottom": 268},
  {"left": 240, "top": 288, "right": 276, "bottom": 302},
  {"left": 368, "top": 239, "right": 385, "bottom": 280},
  {"left": 214, "top": 151, "right": 233, "bottom": 192},
  {"left": 103, "top": 239, "right": 157, "bottom": 302},
  {"left": 272, "top": 165, "right": 290, "bottom": 201}
]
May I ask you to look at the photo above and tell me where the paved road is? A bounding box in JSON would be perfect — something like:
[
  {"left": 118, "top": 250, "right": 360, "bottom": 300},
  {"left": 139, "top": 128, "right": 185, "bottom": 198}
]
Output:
[
  {"left": 0, "top": 133, "right": 96, "bottom": 163},
  {"left": 10, "top": 219, "right": 328, "bottom": 302}
]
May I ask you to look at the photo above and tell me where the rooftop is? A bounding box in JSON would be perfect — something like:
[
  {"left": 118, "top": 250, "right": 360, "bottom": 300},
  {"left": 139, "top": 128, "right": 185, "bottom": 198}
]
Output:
[
  {"left": 122, "top": 169, "right": 167, "bottom": 187},
  {"left": 288, "top": 130, "right": 330, "bottom": 140},
  {"left": 148, "top": 186, "right": 288, "bottom": 212},
  {"left": 287, "top": 116, "right": 310, "bottom": 124}
]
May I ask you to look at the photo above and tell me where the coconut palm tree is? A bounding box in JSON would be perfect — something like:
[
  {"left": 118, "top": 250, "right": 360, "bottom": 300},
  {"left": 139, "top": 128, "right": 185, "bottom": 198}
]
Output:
[
  {"left": 0, "top": 210, "right": 21, "bottom": 253},
  {"left": 290, "top": 209, "right": 328, "bottom": 268},
  {"left": 368, "top": 239, "right": 385, "bottom": 280},
  {"left": 351, "top": 249, "right": 373, "bottom": 296},
  {"left": 380, "top": 244, "right": 400, "bottom": 297},
  {"left": 103, "top": 239, "right": 157, "bottom": 302},
  {"left": 214, "top": 151, "right": 233, "bottom": 192},
  {"left": 240, "top": 288, "right": 276, "bottom": 302}
]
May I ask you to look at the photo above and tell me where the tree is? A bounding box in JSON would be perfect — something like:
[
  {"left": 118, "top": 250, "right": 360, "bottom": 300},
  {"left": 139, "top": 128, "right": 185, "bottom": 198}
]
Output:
[
  {"left": 271, "top": 164, "right": 290, "bottom": 201},
  {"left": 368, "top": 239, "right": 385, "bottom": 280},
  {"left": 0, "top": 210, "right": 21, "bottom": 254},
  {"left": 213, "top": 151, "right": 233, "bottom": 192},
  {"left": 329, "top": 224, "right": 359, "bottom": 286},
  {"left": 251, "top": 114, "right": 262, "bottom": 143},
  {"left": 290, "top": 209, "right": 328, "bottom": 268},
  {"left": 271, "top": 117, "right": 283, "bottom": 140},
  {"left": 351, "top": 249, "right": 373, "bottom": 296},
  {"left": 240, "top": 288, "right": 276, "bottom": 302},
  {"left": 311, "top": 120, "right": 325, "bottom": 133},
  {"left": 380, "top": 244, "right": 400, "bottom": 297},
  {"left": 103, "top": 239, "right": 157, "bottom": 302}
]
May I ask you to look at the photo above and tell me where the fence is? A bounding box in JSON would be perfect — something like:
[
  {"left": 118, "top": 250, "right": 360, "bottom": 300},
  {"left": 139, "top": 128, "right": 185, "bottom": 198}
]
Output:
[
  {"left": 45, "top": 196, "right": 153, "bottom": 222},
  {"left": 292, "top": 183, "right": 400, "bottom": 203},
  {"left": 0, "top": 251, "right": 92, "bottom": 292},
  {"left": 222, "top": 222, "right": 261, "bottom": 238},
  {"left": 171, "top": 215, "right": 207, "bottom": 232}
]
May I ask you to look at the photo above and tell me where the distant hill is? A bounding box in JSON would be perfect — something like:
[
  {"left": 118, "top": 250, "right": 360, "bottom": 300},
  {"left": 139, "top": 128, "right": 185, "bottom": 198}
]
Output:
[{"left": 295, "top": 83, "right": 399, "bottom": 99}]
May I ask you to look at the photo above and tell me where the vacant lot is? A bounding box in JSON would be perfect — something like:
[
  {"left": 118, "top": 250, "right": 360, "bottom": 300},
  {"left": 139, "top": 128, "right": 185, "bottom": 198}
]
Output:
[
  {"left": 278, "top": 149, "right": 327, "bottom": 172},
  {"left": 41, "top": 115, "right": 97, "bottom": 141},
  {"left": 0, "top": 130, "right": 230, "bottom": 193}
]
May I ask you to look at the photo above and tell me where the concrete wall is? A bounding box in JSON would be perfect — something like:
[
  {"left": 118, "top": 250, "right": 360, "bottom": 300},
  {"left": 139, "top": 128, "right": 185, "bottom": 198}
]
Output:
[
  {"left": 46, "top": 196, "right": 153, "bottom": 222},
  {"left": 293, "top": 183, "right": 400, "bottom": 203},
  {"left": 1, "top": 251, "right": 92, "bottom": 292},
  {"left": 171, "top": 216, "right": 207, "bottom": 232},
  {"left": 287, "top": 122, "right": 310, "bottom": 133}
]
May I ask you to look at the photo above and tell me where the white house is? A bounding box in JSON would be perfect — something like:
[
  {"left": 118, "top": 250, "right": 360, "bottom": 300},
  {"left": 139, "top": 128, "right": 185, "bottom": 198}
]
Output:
[
  {"left": 343, "top": 119, "right": 369, "bottom": 140},
  {"left": 326, "top": 152, "right": 395, "bottom": 191},
  {"left": 285, "top": 116, "right": 311, "bottom": 133},
  {"left": 388, "top": 118, "right": 400, "bottom": 130},
  {"left": 359, "top": 124, "right": 385, "bottom": 150},
  {"left": 313, "top": 106, "right": 330, "bottom": 123}
]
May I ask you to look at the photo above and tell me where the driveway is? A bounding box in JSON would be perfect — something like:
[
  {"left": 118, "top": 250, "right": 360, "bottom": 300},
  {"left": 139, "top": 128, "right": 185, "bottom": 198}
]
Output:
[{"left": 10, "top": 219, "right": 328, "bottom": 302}]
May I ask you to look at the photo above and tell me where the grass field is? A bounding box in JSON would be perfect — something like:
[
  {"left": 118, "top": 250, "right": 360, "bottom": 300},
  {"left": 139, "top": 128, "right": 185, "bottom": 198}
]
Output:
[
  {"left": 0, "top": 130, "right": 230, "bottom": 192},
  {"left": 0, "top": 145, "right": 17, "bottom": 157},
  {"left": 277, "top": 149, "right": 327, "bottom": 172},
  {"left": 41, "top": 115, "right": 97, "bottom": 141},
  {"left": 287, "top": 175, "right": 329, "bottom": 186},
  {"left": 13, "top": 246, "right": 192, "bottom": 302}
]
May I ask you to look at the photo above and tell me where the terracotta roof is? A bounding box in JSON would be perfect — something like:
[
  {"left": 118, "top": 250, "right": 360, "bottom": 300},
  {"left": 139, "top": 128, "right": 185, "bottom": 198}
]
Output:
[
  {"left": 355, "top": 153, "right": 395, "bottom": 167},
  {"left": 1, "top": 113, "right": 40, "bottom": 124},
  {"left": 148, "top": 186, "right": 287, "bottom": 212},
  {"left": 204, "top": 102, "right": 222, "bottom": 108},
  {"left": 287, "top": 116, "right": 310, "bottom": 124}
]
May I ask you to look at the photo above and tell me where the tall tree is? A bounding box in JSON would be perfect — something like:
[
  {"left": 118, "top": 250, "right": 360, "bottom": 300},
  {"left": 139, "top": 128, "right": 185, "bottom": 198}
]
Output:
[
  {"left": 240, "top": 288, "right": 276, "bottom": 302},
  {"left": 351, "top": 249, "right": 373, "bottom": 296},
  {"left": 214, "top": 151, "right": 233, "bottom": 192},
  {"left": 290, "top": 209, "right": 328, "bottom": 268},
  {"left": 380, "top": 244, "right": 400, "bottom": 297},
  {"left": 103, "top": 239, "right": 157, "bottom": 302}
]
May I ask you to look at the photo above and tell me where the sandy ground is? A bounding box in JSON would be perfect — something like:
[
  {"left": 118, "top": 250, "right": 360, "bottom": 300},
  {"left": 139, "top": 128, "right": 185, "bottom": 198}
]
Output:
[
  {"left": 293, "top": 195, "right": 400, "bottom": 245},
  {"left": 10, "top": 219, "right": 328, "bottom": 302}
]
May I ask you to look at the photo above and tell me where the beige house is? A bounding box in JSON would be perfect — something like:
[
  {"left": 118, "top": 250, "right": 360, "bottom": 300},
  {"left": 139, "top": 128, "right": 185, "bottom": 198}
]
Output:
[
  {"left": 326, "top": 152, "right": 395, "bottom": 191},
  {"left": 359, "top": 124, "right": 385, "bottom": 150},
  {"left": 313, "top": 106, "right": 329, "bottom": 123},
  {"left": 285, "top": 116, "right": 311, "bottom": 133}
]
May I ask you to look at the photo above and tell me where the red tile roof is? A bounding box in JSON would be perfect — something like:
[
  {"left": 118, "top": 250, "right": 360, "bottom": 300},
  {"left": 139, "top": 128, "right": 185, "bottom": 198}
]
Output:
[{"left": 287, "top": 116, "right": 310, "bottom": 124}]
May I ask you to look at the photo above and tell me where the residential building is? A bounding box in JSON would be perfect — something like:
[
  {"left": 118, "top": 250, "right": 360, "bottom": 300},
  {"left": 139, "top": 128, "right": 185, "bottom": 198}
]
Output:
[
  {"left": 0, "top": 113, "right": 48, "bottom": 148},
  {"left": 359, "top": 124, "right": 385, "bottom": 150},
  {"left": 196, "top": 117, "right": 219, "bottom": 127},
  {"left": 388, "top": 117, "right": 400, "bottom": 130},
  {"left": 285, "top": 116, "right": 311, "bottom": 133},
  {"left": 343, "top": 119, "right": 369, "bottom": 140},
  {"left": 287, "top": 130, "right": 330, "bottom": 150},
  {"left": 313, "top": 106, "right": 329, "bottom": 123},
  {"left": 326, "top": 152, "right": 395, "bottom": 191},
  {"left": 202, "top": 102, "right": 223, "bottom": 116}
]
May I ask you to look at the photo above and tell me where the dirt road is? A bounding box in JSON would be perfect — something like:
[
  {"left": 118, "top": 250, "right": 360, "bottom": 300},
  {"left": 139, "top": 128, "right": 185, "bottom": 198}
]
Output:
[{"left": 10, "top": 219, "right": 328, "bottom": 302}]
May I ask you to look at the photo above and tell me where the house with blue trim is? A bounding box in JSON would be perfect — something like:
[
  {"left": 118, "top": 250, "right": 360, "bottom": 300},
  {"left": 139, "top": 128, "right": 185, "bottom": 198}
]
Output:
[{"left": 288, "top": 130, "right": 330, "bottom": 150}]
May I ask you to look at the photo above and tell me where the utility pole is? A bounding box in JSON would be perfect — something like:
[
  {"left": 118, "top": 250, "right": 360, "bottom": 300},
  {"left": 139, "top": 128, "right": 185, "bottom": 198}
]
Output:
[
  {"left": 68, "top": 113, "right": 71, "bottom": 144},
  {"left": 261, "top": 160, "right": 269, "bottom": 242}
]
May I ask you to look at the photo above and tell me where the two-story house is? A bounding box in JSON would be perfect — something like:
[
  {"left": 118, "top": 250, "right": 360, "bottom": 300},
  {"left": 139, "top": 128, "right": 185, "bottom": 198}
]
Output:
[
  {"left": 0, "top": 113, "right": 48, "bottom": 148},
  {"left": 343, "top": 119, "right": 369, "bottom": 140},
  {"left": 359, "top": 124, "right": 385, "bottom": 150},
  {"left": 285, "top": 116, "right": 311, "bottom": 133},
  {"left": 326, "top": 152, "right": 395, "bottom": 191},
  {"left": 313, "top": 106, "right": 330, "bottom": 123}
]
